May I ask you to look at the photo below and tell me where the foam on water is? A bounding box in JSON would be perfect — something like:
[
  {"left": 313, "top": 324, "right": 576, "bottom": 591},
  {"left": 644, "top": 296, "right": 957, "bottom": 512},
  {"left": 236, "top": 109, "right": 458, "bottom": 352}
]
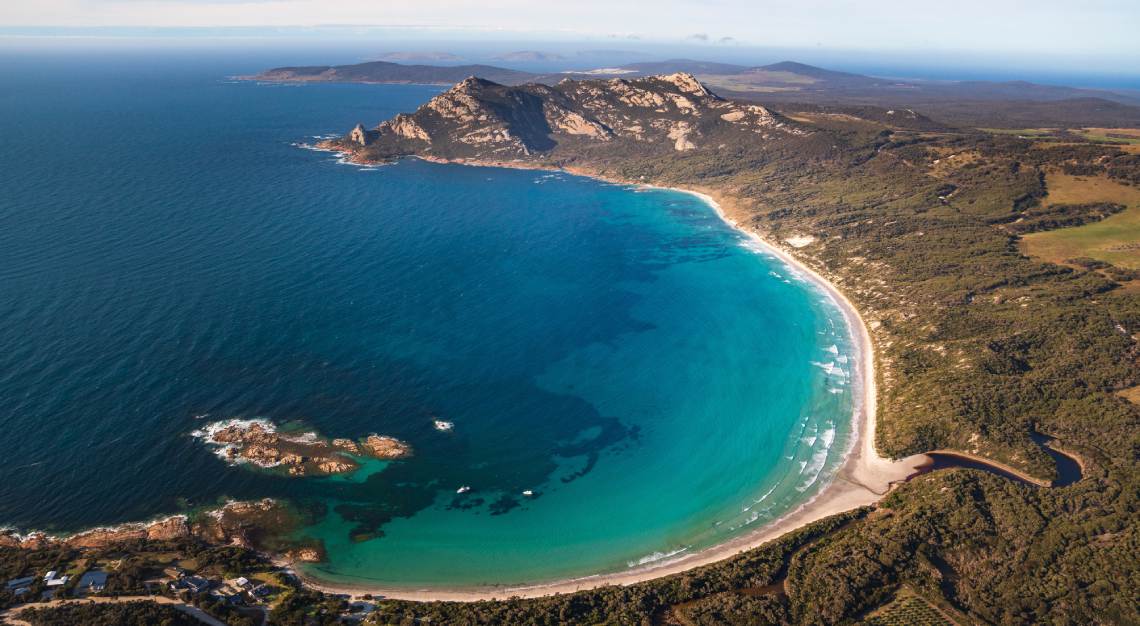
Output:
[
  {"left": 191, "top": 418, "right": 279, "bottom": 466},
  {"left": 627, "top": 546, "right": 689, "bottom": 568}
]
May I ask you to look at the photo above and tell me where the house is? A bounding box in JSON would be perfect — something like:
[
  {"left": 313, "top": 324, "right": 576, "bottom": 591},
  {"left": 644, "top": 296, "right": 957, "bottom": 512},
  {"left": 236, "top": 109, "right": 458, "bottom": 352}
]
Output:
[
  {"left": 341, "top": 601, "right": 377, "bottom": 623},
  {"left": 170, "top": 575, "right": 212, "bottom": 594},
  {"left": 5, "top": 576, "right": 35, "bottom": 590},
  {"left": 232, "top": 576, "right": 250, "bottom": 588},
  {"left": 250, "top": 583, "right": 278, "bottom": 600},
  {"left": 43, "top": 571, "right": 69, "bottom": 587},
  {"left": 211, "top": 589, "right": 246, "bottom": 605},
  {"left": 7, "top": 579, "right": 33, "bottom": 598},
  {"left": 76, "top": 571, "right": 109, "bottom": 594},
  {"left": 349, "top": 601, "right": 376, "bottom": 615},
  {"left": 163, "top": 566, "right": 186, "bottom": 580}
]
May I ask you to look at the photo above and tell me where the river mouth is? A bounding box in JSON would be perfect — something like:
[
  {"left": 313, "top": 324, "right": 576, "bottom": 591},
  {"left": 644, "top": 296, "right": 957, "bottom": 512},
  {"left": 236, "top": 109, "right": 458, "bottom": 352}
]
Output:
[
  {"left": 1, "top": 68, "right": 860, "bottom": 589},
  {"left": 920, "top": 432, "right": 1083, "bottom": 488}
]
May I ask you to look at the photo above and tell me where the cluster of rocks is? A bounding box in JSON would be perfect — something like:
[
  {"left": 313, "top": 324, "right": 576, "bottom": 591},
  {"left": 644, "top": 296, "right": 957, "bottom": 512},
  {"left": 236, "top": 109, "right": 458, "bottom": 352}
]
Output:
[
  {"left": 68, "top": 515, "right": 190, "bottom": 548},
  {"left": 192, "top": 499, "right": 294, "bottom": 549},
  {"left": 202, "top": 420, "right": 411, "bottom": 477},
  {"left": 0, "top": 515, "right": 192, "bottom": 551},
  {"left": 361, "top": 434, "right": 413, "bottom": 458}
]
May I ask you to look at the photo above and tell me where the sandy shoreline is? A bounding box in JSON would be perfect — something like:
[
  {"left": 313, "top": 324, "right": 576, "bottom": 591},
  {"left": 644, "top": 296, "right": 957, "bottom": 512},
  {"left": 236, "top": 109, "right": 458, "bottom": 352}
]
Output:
[{"left": 290, "top": 156, "right": 932, "bottom": 601}]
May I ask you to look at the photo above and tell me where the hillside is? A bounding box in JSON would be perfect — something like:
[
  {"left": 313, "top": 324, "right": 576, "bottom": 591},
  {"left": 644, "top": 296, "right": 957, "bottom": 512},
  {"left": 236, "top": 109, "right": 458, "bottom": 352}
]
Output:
[
  {"left": 337, "top": 73, "right": 807, "bottom": 162},
  {"left": 319, "top": 73, "right": 1140, "bottom": 624}
]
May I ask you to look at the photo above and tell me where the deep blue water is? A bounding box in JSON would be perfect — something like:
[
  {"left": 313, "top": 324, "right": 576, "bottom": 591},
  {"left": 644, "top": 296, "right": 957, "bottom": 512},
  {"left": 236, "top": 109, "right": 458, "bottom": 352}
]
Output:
[{"left": 0, "top": 55, "right": 856, "bottom": 586}]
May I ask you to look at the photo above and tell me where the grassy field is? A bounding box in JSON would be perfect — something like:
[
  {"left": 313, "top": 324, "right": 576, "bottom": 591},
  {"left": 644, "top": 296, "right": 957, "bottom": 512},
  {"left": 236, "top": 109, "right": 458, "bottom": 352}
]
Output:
[
  {"left": 980, "top": 127, "right": 1058, "bottom": 137},
  {"left": 1072, "top": 127, "right": 1140, "bottom": 145},
  {"left": 1119, "top": 386, "right": 1140, "bottom": 405},
  {"left": 863, "top": 589, "right": 958, "bottom": 626},
  {"left": 1020, "top": 172, "right": 1140, "bottom": 269},
  {"left": 700, "top": 69, "right": 819, "bottom": 93},
  {"left": 981, "top": 127, "right": 1140, "bottom": 149}
]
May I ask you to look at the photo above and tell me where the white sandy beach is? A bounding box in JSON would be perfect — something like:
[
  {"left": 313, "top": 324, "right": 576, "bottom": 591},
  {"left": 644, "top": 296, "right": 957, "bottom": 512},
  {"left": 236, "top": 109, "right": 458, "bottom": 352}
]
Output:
[{"left": 291, "top": 161, "right": 931, "bottom": 602}]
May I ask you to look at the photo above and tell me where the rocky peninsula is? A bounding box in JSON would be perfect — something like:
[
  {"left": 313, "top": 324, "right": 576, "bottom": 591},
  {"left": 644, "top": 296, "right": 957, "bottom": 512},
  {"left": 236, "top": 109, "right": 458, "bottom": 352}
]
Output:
[{"left": 0, "top": 499, "right": 300, "bottom": 553}]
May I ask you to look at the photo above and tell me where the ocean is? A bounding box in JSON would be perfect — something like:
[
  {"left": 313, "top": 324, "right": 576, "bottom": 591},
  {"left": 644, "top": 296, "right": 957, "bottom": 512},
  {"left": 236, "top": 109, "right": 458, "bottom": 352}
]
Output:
[{"left": 0, "top": 54, "right": 855, "bottom": 587}]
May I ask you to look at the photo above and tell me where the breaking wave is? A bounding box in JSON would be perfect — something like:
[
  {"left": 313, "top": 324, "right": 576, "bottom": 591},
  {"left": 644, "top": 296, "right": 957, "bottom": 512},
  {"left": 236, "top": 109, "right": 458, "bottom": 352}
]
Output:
[{"left": 627, "top": 546, "right": 689, "bottom": 568}]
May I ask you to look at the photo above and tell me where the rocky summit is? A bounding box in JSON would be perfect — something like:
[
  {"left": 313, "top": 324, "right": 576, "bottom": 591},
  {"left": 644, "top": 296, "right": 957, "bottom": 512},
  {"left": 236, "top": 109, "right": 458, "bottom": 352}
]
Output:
[{"left": 331, "top": 73, "right": 806, "bottom": 161}]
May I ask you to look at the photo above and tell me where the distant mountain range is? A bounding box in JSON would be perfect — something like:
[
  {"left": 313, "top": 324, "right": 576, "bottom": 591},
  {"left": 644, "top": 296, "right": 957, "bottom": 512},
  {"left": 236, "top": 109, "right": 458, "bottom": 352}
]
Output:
[
  {"left": 493, "top": 51, "right": 567, "bottom": 62},
  {"left": 250, "top": 58, "right": 1140, "bottom": 128},
  {"left": 374, "top": 51, "right": 467, "bottom": 63},
  {"left": 253, "top": 61, "right": 535, "bottom": 88}
]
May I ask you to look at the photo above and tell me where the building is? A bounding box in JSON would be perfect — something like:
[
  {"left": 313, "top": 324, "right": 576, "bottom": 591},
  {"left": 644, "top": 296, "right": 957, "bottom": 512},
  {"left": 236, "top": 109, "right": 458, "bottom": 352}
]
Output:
[
  {"left": 250, "top": 583, "right": 278, "bottom": 600},
  {"left": 170, "top": 575, "right": 212, "bottom": 594},
  {"left": 5, "top": 576, "right": 35, "bottom": 590},
  {"left": 211, "top": 589, "right": 246, "bottom": 605},
  {"left": 43, "top": 571, "right": 69, "bottom": 587}
]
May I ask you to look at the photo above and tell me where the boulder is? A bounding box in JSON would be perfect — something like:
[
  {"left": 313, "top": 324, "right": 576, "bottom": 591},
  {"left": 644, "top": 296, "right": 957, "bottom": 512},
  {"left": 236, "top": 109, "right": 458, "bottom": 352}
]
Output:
[{"left": 361, "top": 434, "right": 412, "bottom": 459}]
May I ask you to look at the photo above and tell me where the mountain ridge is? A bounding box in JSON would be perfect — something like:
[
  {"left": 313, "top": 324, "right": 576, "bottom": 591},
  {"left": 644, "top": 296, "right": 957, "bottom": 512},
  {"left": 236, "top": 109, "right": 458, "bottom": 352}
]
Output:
[{"left": 328, "top": 72, "right": 810, "bottom": 162}]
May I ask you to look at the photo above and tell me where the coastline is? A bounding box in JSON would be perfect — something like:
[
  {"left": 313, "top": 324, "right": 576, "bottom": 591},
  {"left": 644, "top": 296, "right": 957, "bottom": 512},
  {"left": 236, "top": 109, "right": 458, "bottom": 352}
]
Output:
[
  {"left": 291, "top": 154, "right": 932, "bottom": 601},
  {"left": 0, "top": 150, "right": 932, "bottom": 601}
]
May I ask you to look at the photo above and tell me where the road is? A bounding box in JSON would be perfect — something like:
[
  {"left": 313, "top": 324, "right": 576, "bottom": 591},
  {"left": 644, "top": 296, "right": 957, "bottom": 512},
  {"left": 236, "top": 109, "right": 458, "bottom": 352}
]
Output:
[{"left": 0, "top": 594, "right": 228, "bottom": 626}]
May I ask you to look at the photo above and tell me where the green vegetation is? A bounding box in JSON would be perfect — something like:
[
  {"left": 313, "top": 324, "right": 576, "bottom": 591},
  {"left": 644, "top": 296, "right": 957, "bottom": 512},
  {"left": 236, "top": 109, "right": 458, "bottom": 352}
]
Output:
[
  {"left": 1024, "top": 207, "right": 1140, "bottom": 269},
  {"left": 1022, "top": 172, "right": 1140, "bottom": 269},
  {"left": 979, "top": 127, "right": 1058, "bottom": 138},
  {"left": 332, "top": 76, "right": 1140, "bottom": 623},
  {"left": 0, "top": 539, "right": 330, "bottom": 624},
  {"left": 1070, "top": 128, "right": 1140, "bottom": 145},
  {"left": 18, "top": 601, "right": 198, "bottom": 626},
  {"left": 700, "top": 69, "right": 819, "bottom": 94},
  {"left": 5, "top": 75, "right": 1138, "bottom": 625},
  {"left": 864, "top": 592, "right": 954, "bottom": 626}
]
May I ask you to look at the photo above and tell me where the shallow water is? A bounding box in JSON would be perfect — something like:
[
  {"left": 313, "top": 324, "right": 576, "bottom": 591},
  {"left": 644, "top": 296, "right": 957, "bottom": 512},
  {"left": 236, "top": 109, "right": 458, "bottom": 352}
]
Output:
[{"left": 0, "top": 54, "right": 857, "bottom": 587}]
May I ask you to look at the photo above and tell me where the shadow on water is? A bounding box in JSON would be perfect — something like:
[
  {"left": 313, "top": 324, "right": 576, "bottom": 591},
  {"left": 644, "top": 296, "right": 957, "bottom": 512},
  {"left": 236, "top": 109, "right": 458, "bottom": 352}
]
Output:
[
  {"left": 1030, "top": 431, "right": 1083, "bottom": 487},
  {"left": 915, "top": 431, "right": 1083, "bottom": 488}
]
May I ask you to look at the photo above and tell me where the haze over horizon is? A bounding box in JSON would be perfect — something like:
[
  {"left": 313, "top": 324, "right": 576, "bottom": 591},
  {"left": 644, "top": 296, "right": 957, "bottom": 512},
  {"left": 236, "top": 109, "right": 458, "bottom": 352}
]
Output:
[{"left": 3, "top": 0, "right": 1140, "bottom": 84}]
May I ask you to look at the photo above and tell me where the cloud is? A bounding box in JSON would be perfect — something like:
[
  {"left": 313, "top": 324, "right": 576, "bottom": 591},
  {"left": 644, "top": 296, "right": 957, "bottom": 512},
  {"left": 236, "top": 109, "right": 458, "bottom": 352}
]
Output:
[{"left": 687, "top": 33, "right": 708, "bottom": 42}]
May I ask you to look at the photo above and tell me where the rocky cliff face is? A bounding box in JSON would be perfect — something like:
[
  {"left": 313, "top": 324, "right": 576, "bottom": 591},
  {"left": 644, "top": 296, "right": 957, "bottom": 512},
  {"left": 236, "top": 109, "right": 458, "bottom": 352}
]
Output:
[{"left": 329, "top": 73, "right": 806, "bottom": 162}]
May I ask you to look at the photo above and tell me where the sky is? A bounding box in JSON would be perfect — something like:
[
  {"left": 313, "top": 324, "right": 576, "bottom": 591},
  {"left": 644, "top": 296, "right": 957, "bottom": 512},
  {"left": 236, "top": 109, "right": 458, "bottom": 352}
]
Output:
[
  {"left": 1, "top": 1, "right": 1138, "bottom": 83},
  {"left": 3, "top": 0, "right": 1138, "bottom": 55}
]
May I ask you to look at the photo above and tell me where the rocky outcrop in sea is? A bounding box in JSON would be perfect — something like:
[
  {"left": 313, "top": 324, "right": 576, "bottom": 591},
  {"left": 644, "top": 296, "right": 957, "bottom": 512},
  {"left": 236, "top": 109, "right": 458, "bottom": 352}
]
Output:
[{"left": 192, "top": 419, "right": 412, "bottom": 477}]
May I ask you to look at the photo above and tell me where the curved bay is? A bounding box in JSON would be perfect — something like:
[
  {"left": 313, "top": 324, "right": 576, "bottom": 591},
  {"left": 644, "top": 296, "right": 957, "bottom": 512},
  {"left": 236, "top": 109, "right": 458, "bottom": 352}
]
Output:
[{"left": 0, "top": 60, "right": 855, "bottom": 587}]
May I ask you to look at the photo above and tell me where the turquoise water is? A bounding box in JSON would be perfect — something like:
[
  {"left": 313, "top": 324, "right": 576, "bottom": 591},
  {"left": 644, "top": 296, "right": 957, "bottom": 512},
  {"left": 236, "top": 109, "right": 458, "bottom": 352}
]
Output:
[{"left": 0, "top": 54, "right": 855, "bottom": 588}]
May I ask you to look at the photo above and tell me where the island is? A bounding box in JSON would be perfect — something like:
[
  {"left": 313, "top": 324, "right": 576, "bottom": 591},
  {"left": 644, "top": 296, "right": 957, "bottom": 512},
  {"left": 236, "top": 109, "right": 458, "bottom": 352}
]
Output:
[{"left": 194, "top": 419, "right": 412, "bottom": 477}]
